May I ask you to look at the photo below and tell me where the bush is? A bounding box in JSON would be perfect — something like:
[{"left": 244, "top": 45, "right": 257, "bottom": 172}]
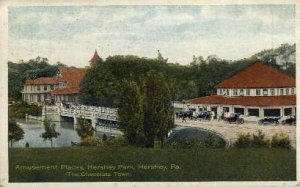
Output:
[
  {"left": 102, "top": 134, "right": 108, "bottom": 141},
  {"left": 204, "top": 134, "right": 215, "bottom": 148},
  {"left": 271, "top": 133, "right": 291, "bottom": 149},
  {"left": 104, "top": 135, "right": 129, "bottom": 147},
  {"left": 80, "top": 136, "right": 103, "bottom": 146},
  {"left": 252, "top": 130, "right": 270, "bottom": 148},
  {"left": 8, "top": 100, "right": 42, "bottom": 118},
  {"left": 234, "top": 133, "right": 251, "bottom": 148}
]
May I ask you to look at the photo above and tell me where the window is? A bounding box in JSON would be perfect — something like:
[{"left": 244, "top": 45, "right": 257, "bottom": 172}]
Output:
[
  {"left": 280, "top": 89, "right": 284, "bottom": 95},
  {"left": 226, "top": 89, "right": 229, "bottom": 95},
  {"left": 270, "top": 89, "right": 275, "bottom": 96},
  {"left": 51, "top": 85, "right": 54, "bottom": 90},
  {"left": 44, "top": 86, "right": 47, "bottom": 91},
  {"left": 239, "top": 89, "right": 244, "bottom": 96},
  {"left": 233, "top": 89, "right": 238, "bottom": 96},
  {"left": 256, "top": 89, "right": 261, "bottom": 96},
  {"left": 286, "top": 88, "right": 289, "bottom": 95},
  {"left": 37, "top": 85, "right": 40, "bottom": 91},
  {"left": 246, "top": 89, "right": 250, "bottom": 96},
  {"left": 263, "top": 89, "right": 268, "bottom": 96},
  {"left": 291, "top": 88, "right": 295, "bottom": 94}
]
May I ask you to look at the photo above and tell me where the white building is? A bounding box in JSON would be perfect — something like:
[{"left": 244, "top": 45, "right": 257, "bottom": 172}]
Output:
[{"left": 185, "top": 62, "right": 296, "bottom": 119}]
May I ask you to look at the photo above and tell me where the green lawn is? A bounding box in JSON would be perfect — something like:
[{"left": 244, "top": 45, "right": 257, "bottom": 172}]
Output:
[{"left": 9, "top": 147, "right": 295, "bottom": 182}]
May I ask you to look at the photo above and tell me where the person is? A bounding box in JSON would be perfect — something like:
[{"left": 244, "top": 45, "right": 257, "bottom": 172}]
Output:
[{"left": 211, "top": 111, "right": 215, "bottom": 121}]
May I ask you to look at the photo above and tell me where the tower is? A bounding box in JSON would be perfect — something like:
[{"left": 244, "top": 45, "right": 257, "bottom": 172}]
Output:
[{"left": 89, "top": 50, "right": 101, "bottom": 65}]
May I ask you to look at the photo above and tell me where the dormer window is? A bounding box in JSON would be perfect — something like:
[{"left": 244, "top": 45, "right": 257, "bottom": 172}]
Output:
[
  {"left": 270, "top": 89, "right": 275, "bottom": 96},
  {"left": 233, "top": 89, "right": 238, "bottom": 96},
  {"left": 286, "top": 88, "right": 289, "bottom": 95},
  {"left": 240, "top": 89, "right": 244, "bottom": 96},
  {"left": 246, "top": 89, "right": 250, "bottom": 96},
  {"left": 280, "top": 89, "right": 284, "bottom": 95},
  {"left": 263, "top": 89, "right": 268, "bottom": 96},
  {"left": 221, "top": 89, "right": 228, "bottom": 96},
  {"left": 256, "top": 89, "right": 261, "bottom": 96},
  {"left": 59, "top": 81, "right": 67, "bottom": 88},
  {"left": 218, "top": 89, "right": 221, "bottom": 95}
]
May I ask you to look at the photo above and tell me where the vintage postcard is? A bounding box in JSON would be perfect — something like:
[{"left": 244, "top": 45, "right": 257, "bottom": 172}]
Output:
[{"left": 0, "top": 0, "right": 299, "bottom": 186}]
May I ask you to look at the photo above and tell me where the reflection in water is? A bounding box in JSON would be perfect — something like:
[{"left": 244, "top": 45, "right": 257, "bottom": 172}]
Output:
[{"left": 12, "top": 119, "right": 122, "bottom": 148}]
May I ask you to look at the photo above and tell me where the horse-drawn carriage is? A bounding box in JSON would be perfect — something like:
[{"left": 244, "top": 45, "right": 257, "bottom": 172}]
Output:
[
  {"left": 176, "top": 110, "right": 193, "bottom": 120},
  {"left": 176, "top": 110, "right": 213, "bottom": 121},
  {"left": 196, "top": 111, "right": 212, "bottom": 121},
  {"left": 223, "top": 113, "right": 245, "bottom": 124}
]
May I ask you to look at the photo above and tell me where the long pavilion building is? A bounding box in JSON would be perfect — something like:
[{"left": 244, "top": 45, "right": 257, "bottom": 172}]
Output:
[{"left": 185, "top": 62, "right": 296, "bottom": 119}]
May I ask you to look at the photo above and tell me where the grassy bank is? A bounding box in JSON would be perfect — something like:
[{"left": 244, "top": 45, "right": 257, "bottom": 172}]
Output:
[{"left": 9, "top": 147, "right": 295, "bottom": 182}]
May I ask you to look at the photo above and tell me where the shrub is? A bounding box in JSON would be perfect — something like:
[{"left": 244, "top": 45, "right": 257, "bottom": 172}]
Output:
[
  {"left": 271, "top": 133, "right": 291, "bottom": 149},
  {"left": 234, "top": 133, "right": 251, "bottom": 148},
  {"left": 104, "top": 135, "right": 129, "bottom": 147},
  {"left": 8, "top": 100, "right": 42, "bottom": 118},
  {"left": 102, "top": 134, "right": 108, "bottom": 141},
  {"left": 252, "top": 130, "right": 270, "bottom": 148},
  {"left": 216, "top": 138, "right": 226, "bottom": 148},
  {"left": 204, "top": 134, "right": 215, "bottom": 148},
  {"left": 80, "top": 136, "right": 103, "bottom": 146}
]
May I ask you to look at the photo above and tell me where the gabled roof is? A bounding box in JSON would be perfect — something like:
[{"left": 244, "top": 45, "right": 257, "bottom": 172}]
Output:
[
  {"left": 25, "top": 77, "right": 60, "bottom": 85},
  {"left": 185, "top": 95, "right": 296, "bottom": 107},
  {"left": 215, "top": 62, "right": 295, "bottom": 88},
  {"left": 52, "top": 67, "right": 87, "bottom": 95},
  {"left": 89, "top": 50, "right": 101, "bottom": 64}
]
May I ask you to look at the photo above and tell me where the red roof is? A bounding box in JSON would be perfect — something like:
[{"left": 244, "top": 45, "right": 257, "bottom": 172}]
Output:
[
  {"left": 52, "top": 67, "right": 87, "bottom": 95},
  {"left": 185, "top": 95, "right": 295, "bottom": 107},
  {"left": 89, "top": 50, "right": 101, "bottom": 64},
  {"left": 216, "top": 62, "right": 295, "bottom": 88},
  {"left": 25, "top": 77, "right": 60, "bottom": 85}
]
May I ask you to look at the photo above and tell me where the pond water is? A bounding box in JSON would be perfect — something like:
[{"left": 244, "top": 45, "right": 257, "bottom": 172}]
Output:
[{"left": 11, "top": 119, "right": 122, "bottom": 148}]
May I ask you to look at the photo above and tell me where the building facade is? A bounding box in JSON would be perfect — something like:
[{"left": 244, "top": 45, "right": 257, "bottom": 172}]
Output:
[
  {"left": 21, "top": 51, "right": 101, "bottom": 104},
  {"left": 185, "top": 62, "right": 296, "bottom": 119},
  {"left": 22, "top": 67, "right": 87, "bottom": 104}
]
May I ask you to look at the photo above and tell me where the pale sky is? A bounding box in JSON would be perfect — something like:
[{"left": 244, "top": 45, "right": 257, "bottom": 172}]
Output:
[{"left": 8, "top": 5, "right": 295, "bottom": 67}]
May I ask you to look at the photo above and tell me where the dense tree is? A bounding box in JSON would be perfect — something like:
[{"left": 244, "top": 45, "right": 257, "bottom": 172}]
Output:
[
  {"left": 8, "top": 57, "right": 66, "bottom": 101},
  {"left": 143, "top": 71, "right": 173, "bottom": 148},
  {"left": 79, "top": 63, "right": 119, "bottom": 107},
  {"left": 117, "top": 81, "right": 145, "bottom": 146},
  {"left": 40, "top": 120, "right": 60, "bottom": 147},
  {"left": 8, "top": 119, "right": 24, "bottom": 147},
  {"left": 75, "top": 118, "right": 95, "bottom": 140}
]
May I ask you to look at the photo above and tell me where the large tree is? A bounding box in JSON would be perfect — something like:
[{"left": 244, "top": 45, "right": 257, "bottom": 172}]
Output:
[
  {"left": 79, "top": 64, "right": 119, "bottom": 107},
  {"left": 40, "top": 120, "right": 60, "bottom": 147},
  {"left": 143, "top": 71, "right": 173, "bottom": 148},
  {"left": 8, "top": 119, "right": 24, "bottom": 147},
  {"left": 117, "top": 81, "right": 145, "bottom": 146}
]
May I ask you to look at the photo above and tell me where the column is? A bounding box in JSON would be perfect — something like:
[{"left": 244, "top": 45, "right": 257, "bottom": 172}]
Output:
[
  {"left": 292, "top": 107, "right": 296, "bottom": 115},
  {"left": 259, "top": 108, "right": 263, "bottom": 118}
]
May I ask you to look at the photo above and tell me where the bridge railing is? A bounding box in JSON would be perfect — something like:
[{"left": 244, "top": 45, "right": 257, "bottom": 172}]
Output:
[{"left": 58, "top": 105, "right": 118, "bottom": 121}]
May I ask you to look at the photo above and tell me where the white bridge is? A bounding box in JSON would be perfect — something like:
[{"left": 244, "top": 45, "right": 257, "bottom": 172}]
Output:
[{"left": 43, "top": 105, "right": 118, "bottom": 129}]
